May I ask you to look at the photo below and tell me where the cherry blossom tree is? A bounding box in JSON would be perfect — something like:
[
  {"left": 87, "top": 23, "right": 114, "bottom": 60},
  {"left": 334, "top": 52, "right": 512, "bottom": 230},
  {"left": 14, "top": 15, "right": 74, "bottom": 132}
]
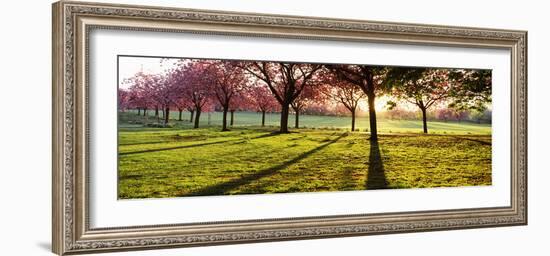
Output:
[
  {"left": 435, "top": 108, "right": 454, "bottom": 122},
  {"left": 226, "top": 93, "right": 252, "bottom": 127},
  {"left": 320, "top": 70, "right": 366, "bottom": 131},
  {"left": 453, "top": 110, "right": 469, "bottom": 123},
  {"left": 242, "top": 62, "right": 322, "bottom": 133},
  {"left": 139, "top": 73, "right": 177, "bottom": 125},
  {"left": 118, "top": 88, "right": 130, "bottom": 112},
  {"left": 290, "top": 85, "right": 327, "bottom": 128},
  {"left": 171, "top": 90, "right": 196, "bottom": 123},
  {"left": 173, "top": 96, "right": 194, "bottom": 122},
  {"left": 126, "top": 88, "right": 142, "bottom": 115},
  {"left": 123, "top": 71, "right": 158, "bottom": 117},
  {"left": 435, "top": 108, "right": 470, "bottom": 123},
  {"left": 208, "top": 61, "right": 248, "bottom": 131},
  {"left": 247, "top": 85, "right": 279, "bottom": 126},
  {"left": 301, "top": 102, "right": 331, "bottom": 116},
  {"left": 169, "top": 61, "right": 215, "bottom": 128}
]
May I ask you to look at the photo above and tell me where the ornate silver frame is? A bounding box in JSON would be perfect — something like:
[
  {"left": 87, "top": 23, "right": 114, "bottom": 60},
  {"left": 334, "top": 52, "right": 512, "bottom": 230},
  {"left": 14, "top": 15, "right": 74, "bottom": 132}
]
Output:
[{"left": 52, "top": 1, "right": 527, "bottom": 255}]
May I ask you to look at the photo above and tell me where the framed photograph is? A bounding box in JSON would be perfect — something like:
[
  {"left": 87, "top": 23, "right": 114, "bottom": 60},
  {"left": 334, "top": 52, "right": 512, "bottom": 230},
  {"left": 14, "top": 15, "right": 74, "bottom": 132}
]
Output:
[{"left": 52, "top": 1, "right": 527, "bottom": 255}]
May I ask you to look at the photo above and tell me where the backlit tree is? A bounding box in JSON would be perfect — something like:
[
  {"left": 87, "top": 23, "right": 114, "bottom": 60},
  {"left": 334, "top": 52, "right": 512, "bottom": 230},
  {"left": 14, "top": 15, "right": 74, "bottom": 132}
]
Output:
[
  {"left": 385, "top": 67, "right": 453, "bottom": 133},
  {"left": 320, "top": 69, "right": 366, "bottom": 131},
  {"left": 327, "top": 65, "right": 385, "bottom": 140},
  {"left": 246, "top": 84, "right": 280, "bottom": 126},
  {"left": 242, "top": 62, "right": 322, "bottom": 133},
  {"left": 290, "top": 85, "right": 327, "bottom": 128}
]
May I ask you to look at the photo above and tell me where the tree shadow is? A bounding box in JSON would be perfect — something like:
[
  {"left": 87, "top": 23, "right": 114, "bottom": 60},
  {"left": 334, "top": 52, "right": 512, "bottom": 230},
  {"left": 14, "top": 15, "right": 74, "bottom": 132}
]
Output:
[
  {"left": 451, "top": 136, "right": 491, "bottom": 146},
  {"left": 119, "top": 140, "right": 168, "bottom": 146},
  {"left": 247, "top": 131, "right": 282, "bottom": 140},
  {"left": 366, "top": 139, "right": 388, "bottom": 189},
  {"left": 118, "top": 174, "right": 143, "bottom": 181},
  {"left": 338, "top": 166, "right": 357, "bottom": 191},
  {"left": 118, "top": 131, "right": 288, "bottom": 156},
  {"left": 119, "top": 139, "right": 235, "bottom": 156},
  {"left": 182, "top": 133, "right": 347, "bottom": 196}
]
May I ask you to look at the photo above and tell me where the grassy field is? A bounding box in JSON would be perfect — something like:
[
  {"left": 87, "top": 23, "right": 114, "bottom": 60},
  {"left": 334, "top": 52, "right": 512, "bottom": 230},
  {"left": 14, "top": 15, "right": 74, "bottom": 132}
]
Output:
[
  {"left": 118, "top": 112, "right": 492, "bottom": 199},
  {"left": 122, "top": 110, "right": 492, "bottom": 135}
]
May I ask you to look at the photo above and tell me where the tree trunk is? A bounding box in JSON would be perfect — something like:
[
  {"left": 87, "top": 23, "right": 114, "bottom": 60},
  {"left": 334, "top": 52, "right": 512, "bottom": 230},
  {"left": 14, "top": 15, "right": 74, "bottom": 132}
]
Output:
[
  {"left": 366, "top": 93, "right": 378, "bottom": 140},
  {"left": 155, "top": 107, "right": 159, "bottom": 117},
  {"left": 421, "top": 107, "right": 428, "bottom": 134},
  {"left": 143, "top": 108, "right": 147, "bottom": 116},
  {"left": 194, "top": 109, "right": 201, "bottom": 129},
  {"left": 178, "top": 110, "right": 183, "bottom": 121},
  {"left": 230, "top": 111, "right": 235, "bottom": 126},
  {"left": 164, "top": 107, "right": 170, "bottom": 126},
  {"left": 261, "top": 111, "right": 266, "bottom": 127},
  {"left": 363, "top": 71, "right": 378, "bottom": 140},
  {"left": 222, "top": 108, "right": 229, "bottom": 131},
  {"left": 189, "top": 110, "right": 194, "bottom": 123},
  {"left": 280, "top": 103, "right": 290, "bottom": 133},
  {"left": 294, "top": 108, "right": 300, "bottom": 129},
  {"left": 137, "top": 108, "right": 141, "bottom": 115},
  {"left": 161, "top": 109, "right": 165, "bottom": 119},
  {"left": 351, "top": 109, "right": 356, "bottom": 132}
]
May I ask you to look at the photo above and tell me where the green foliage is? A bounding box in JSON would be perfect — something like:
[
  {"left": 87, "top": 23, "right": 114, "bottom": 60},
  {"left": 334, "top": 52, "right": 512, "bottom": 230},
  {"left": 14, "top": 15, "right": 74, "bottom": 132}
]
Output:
[
  {"left": 386, "top": 100, "right": 397, "bottom": 110},
  {"left": 118, "top": 112, "right": 492, "bottom": 199},
  {"left": 447, "top": 69, "right": 492, "bottom": 112},
  {"left": 384, "top": 67, "right": 492, "bottom": 114}
]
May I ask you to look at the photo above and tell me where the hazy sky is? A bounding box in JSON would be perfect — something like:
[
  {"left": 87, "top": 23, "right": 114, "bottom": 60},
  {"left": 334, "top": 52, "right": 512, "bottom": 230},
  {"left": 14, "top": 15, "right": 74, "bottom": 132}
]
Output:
[{"left": 118, "top": 56, "right": 179, "bottom": 89}]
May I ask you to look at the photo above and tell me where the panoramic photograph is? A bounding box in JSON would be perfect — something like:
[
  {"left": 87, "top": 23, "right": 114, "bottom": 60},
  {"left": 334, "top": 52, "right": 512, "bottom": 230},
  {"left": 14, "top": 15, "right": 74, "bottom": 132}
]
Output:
[{"left": 117, "top": 56, "right": 492, "bottom": 199}]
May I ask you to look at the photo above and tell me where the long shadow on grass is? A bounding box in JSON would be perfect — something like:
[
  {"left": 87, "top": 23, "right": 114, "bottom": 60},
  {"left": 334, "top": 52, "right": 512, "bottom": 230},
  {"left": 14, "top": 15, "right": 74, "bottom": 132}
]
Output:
[
  {"left": 451, "top": 136, "right": 491, "bottom": 146},
  {"left": 119, "top": 131, "right": 281, "bottom": 156},
  {"left": 119, "top": 140, "right": 235, "bottom": 156},
  {"left": 365, "top": 139, "right": 388, "bottom": 189},
  {"left": 119, "top": 141, "right": 169, "bottom": 146},
  {"left": 182, "top": 133, "right": 347, "bottom": 197}
]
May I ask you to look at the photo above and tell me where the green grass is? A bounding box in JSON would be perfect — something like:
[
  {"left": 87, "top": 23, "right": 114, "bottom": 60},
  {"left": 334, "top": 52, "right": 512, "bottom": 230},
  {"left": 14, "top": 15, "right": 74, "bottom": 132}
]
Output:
[
  {"left": 118, "top": 112, "right": 492, "bottom": 199},
  {"left": 121, "top": 110, "right": 492, "bottom": 135}
]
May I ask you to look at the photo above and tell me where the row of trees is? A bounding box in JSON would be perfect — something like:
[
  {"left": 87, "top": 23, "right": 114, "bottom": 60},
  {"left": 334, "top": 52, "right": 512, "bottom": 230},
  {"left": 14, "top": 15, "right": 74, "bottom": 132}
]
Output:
[
  {"left": 383, "top": 107, "right": 491, "bottom": 124},
  {"left": 119, "top": 59, "right": 491, "bottom": 140}
]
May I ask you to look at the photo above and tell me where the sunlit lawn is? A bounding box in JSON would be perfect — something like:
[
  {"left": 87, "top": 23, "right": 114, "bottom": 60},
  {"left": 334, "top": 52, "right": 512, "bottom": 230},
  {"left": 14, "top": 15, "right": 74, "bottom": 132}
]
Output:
[
  {"left": 118, "top": 112, "right": 492, "bottom": 199},
  {"left": 123, "top": 110, "right": 492, "bottom": 135}
]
